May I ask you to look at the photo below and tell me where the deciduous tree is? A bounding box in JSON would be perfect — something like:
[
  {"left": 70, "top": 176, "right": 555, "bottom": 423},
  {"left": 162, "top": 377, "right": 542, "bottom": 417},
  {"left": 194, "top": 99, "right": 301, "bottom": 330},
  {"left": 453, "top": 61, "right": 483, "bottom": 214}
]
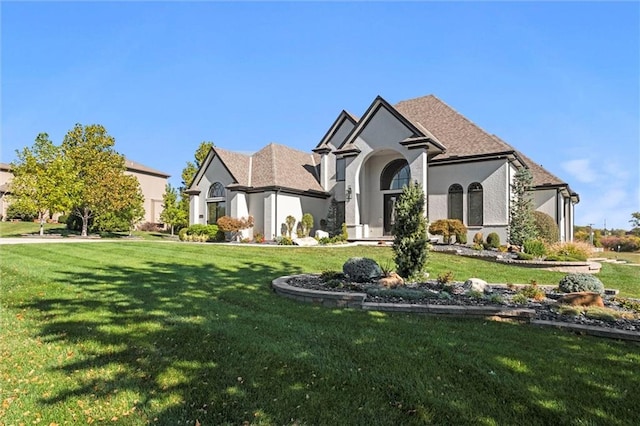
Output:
[
  {"left": 9, "top": 133, "right": 76, "bottom": 235},
  {"left": 160, "top": 184, "right": 187, "bottom": 235}
]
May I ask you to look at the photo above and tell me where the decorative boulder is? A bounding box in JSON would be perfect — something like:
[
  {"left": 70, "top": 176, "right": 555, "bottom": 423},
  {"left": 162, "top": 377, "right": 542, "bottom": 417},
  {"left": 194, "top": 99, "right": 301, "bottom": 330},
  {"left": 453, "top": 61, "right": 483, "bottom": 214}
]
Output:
[
  {"left": 379, "top": 272, "right": 404, "bottom": 288},
  {"left": 557, "top": 292, "right": 604, "bottom": 308},
  {"left": 293, "top": 237, "right": 319, "bottom": 247},
  {"left": 315, "top": 230, "right": 330, "bottom": 239},
  {"left": 464, "top": 278, "right": 490, "bottom": 294},
  {"left": 343, "top": 257, "right": 382, "bottom": 283}
]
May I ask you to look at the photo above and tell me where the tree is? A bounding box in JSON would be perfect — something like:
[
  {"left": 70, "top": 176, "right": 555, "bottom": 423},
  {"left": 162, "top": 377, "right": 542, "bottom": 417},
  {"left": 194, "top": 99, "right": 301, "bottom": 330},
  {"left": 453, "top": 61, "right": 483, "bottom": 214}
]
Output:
[
  {"left": 61, "top": 123, "right": 143, "bottom": 237},
  {"left": 179, "top": 141, "right": 215, "bottom": 226},
  {"left": 630, "top": 212, "right": 640, "bottom": 236},
  {"left": 94, "top": 174, "right": 145, "bottom": 235},
  {"left": 9, "top": 133, "right": 77, "bottom": 235},
  {"left": 160, "top": 184, "right": 187, "bottom": 235},
  {"left": 509, "top": 168, "right": 538, "bottom": 246},
  {"left": 392, "top": 181, "right": 429, "bottom": 281}
]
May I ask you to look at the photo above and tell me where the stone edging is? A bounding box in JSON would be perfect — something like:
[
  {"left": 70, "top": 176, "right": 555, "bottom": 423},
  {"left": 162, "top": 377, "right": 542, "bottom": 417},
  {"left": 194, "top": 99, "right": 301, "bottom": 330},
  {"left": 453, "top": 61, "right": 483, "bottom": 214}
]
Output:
[{"left": 271, "top": 275, "right": 640, "bottom": 342}]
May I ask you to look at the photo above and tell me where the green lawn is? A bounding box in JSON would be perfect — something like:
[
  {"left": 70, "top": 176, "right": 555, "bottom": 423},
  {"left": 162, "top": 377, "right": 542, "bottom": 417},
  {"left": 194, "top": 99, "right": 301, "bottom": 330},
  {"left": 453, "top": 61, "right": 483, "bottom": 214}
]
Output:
[
  {"left": 1, "top": 242, "right": 639, "bottom": 425},
  {"left": 0, "top": 221, "right": 175, "bottom": 241}
]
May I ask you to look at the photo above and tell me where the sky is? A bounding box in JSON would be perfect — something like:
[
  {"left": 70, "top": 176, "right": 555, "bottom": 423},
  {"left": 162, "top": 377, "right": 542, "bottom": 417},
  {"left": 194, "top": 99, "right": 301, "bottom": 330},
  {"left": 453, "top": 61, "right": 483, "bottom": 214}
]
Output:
[{"left": 1, "top": 1, "right": 638, "bottom": 230}]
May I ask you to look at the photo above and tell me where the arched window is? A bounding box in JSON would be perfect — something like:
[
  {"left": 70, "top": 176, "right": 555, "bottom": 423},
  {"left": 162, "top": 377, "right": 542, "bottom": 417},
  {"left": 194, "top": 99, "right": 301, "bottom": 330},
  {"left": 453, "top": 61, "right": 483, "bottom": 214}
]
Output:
[
  {"left": 380, "top": 159, "right": 410, "bottom": 190},
  {"left": 448, "top": 184, "right": 463, "bottom": 221},
  {"left": 468, "top": 182, "right": 483, "bottom": 226},
  {"left": 207, "top": 182, "right": 226, "bottom": 224},
  {"left": 208, "top": 182, "right": 225, "bottom": 199}
]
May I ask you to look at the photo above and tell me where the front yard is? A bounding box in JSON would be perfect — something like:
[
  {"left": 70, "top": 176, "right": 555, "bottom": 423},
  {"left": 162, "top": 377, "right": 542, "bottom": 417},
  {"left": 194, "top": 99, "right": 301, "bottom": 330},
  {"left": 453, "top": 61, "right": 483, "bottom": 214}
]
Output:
[{"left": 1, "top": 242, "right": 638, "bottom": 425}]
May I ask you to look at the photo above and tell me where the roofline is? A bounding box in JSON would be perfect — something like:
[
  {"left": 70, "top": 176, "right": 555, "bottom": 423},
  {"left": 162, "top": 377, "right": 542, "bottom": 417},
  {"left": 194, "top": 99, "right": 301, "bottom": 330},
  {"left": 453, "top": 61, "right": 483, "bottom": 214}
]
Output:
[
  {"left": 430, "top": 150, "right": 519, "bottom": 166},
  {"left": 227, "top": 184, "right": 331, "bottom": 199},
  {"left": 313, "top": 110, "right": 358, "bottom": 153}
]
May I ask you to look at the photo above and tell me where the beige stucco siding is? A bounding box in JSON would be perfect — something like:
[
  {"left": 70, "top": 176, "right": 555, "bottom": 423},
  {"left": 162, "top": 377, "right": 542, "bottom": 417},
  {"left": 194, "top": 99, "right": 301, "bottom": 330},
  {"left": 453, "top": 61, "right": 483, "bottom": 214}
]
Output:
[
  {"left": 190, "top": 155, "right": 235, "bottom": 225},
  {"left": 125, "top": 170, "right": 168, "bottom": 224},
  {"left": 534, "top": 189, "right": 557, "bottom": 220},
  {"left": 0, "top": 167, "right": 13, "bottom": 220}
]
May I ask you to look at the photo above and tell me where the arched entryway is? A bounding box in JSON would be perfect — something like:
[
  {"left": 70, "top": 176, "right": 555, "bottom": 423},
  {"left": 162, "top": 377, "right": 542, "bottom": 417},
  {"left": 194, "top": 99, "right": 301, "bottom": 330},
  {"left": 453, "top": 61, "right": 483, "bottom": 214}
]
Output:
[{"left": 380, "top": 158, "right": 410, "bottom": 235}]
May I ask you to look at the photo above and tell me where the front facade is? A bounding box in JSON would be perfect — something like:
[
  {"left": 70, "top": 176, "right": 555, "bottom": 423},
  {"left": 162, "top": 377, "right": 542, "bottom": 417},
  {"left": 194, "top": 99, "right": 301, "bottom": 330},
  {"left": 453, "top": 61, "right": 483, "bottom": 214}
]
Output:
[{"left": 188, "top": 95, "right": 579, "bottom": 242}]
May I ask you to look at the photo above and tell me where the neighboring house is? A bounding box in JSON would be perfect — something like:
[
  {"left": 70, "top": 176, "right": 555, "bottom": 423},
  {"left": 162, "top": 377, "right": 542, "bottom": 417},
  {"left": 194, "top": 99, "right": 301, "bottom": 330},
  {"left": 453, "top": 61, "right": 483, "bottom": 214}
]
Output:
[
  {"left": 124, "top": 159, "right": 170, "bottom": 225},
  {"left": 188, "top": 94, "right": 579, "bottom": 243},
  {"left": 0, "top": 162, "right": 13, "bottom": 220},
  {"left": 0, "top": 159, "right": 170, "bottom": 225}
]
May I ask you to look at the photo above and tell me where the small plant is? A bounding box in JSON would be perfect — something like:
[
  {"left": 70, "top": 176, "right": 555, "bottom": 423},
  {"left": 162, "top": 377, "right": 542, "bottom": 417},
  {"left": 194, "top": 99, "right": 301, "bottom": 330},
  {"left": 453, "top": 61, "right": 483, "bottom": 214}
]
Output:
[
  {"left": 253, "top": 232, "right": 265, "bottom": 243},
  {"left": 429, "top": 219, "right": 467, "bottom": 244},
  {"left": 324, "top": 279, "right": 344, "bottom": 289},
  {"left": 614, "top": 297, "right": 640, "bottom": 313},
  {"left": 473, "top": 232, "right": 484, "bottom": 246},
  {"left": 506, "top": 283, "right": 515, "bottom": 290},
  {"left": 485, "top": 232, "right": 501, "bottom": 249},
  {"left": 498, "top": 245, "right": 508, "bottom": 253},
  {"left": 320, "top": 270, "right": 345, "bottom": 282},
  {"left": 523, "top": 239, "right": 547, "bottom": 258},
  {"left": 467, "top": 290, "right": 484, "bottom": 300},
  {"left": 556, "top": 304, "right": 583, "bottom": 316},
  {"left": 455, "top": 231, "right": 467, "bottom": 245},
  {"left": 437, "top": 271, "right": 454, "bottom": 285},
  {"left": 558, "top": 273, "right": 605, "bottom": 295},
  {"left": 438, "top": 291, "right": 453, "bottom": 300},
  {"left": 547, "top": 241, "right": 593, "bottom": 261},
  {"left": 472, "top": 243, "right": 484, "bottom": 251},
  {"left": 488, "top": 294, "right": 504, "bottom": 304},
  {"left": 520, "top": 284, "right": 545, "bottom": 301},
  {"left": 379, "top": 260, "right": 395, "bottom": 277},
  {"left": 516, "top": 252, "right": 534, "bottom": 260},
  {"left": 511, "top": 293, "right": 528, "bottom": 305},
  {"left": 285, "top": 215, "right": 296, "bottom": 238},
  {"left": 301, "top": 213, "right": 314, "bottom": 237},
  {"left": 277, "top": 236, "right": 294, "bottom": 245}
]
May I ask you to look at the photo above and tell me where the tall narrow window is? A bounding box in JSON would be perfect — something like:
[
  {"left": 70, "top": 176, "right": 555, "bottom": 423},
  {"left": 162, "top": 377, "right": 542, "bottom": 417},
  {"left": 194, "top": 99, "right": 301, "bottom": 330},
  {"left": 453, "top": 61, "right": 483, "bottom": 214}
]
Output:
[
  {"left": 336, "top": 158, "right": 345, "bottom": 182},
  {"left": 381, "top": 159, "right": 410, "bottom": 190},
  {"left": 448, "top": 184, "right": 463, "bottom": 221},
  {"left": 207, "top": 182, "right": 226, "bottom": 224},
  {"left": 468, "top": 182, "right": 483, "bottom": 226}
]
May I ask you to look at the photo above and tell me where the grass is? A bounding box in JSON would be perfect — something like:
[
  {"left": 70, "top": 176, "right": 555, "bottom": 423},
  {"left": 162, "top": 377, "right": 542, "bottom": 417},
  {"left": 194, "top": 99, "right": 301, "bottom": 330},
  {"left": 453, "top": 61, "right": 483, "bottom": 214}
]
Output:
[
  {"left": 1, "top": 242, "right": 639, "bottom": 425},
  {"left": 594, "top": 250, "right": 640, "bottom": 264},
  {"left": 0, "top": 221, "right": 175, "bottom": 241}
]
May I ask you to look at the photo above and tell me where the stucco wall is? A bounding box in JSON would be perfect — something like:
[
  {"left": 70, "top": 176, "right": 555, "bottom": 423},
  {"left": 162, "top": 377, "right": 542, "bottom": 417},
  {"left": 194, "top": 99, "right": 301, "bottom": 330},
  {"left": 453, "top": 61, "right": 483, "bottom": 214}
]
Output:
[
  {"left": 190, "top": 155, "right": 235, "bottom": 225},
  {"left": 428, "top": 159, "right": 510, "bottom": 242},
  {"left": 125, "top": 170, "right": 168, "bottom": 224},
  {"left": 534, "top": 189, "right": 557, "bottom": 220}
]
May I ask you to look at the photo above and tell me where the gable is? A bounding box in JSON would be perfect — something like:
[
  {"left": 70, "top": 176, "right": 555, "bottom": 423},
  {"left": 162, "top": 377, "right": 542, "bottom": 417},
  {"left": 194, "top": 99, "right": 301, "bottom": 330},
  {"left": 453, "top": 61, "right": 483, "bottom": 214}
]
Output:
[{"left": 313, "top": 110, "right": 357, "bottom": 153}]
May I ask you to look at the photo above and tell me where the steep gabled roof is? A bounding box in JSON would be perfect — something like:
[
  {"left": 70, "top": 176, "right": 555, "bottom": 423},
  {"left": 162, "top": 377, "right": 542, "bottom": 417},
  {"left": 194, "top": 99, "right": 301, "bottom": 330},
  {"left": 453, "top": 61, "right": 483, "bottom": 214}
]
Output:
[
  {"left": 313, "top": 110, "right": 358, "bottom": 154},
  {"left": 394, "top": 95, "right": 511, "bottom": 159},
  {"left": 213, "top": 147, "right": 251, "bottom": 186},
  {"left": 336, "top": 96, "right": 445, "bottom": 155}
]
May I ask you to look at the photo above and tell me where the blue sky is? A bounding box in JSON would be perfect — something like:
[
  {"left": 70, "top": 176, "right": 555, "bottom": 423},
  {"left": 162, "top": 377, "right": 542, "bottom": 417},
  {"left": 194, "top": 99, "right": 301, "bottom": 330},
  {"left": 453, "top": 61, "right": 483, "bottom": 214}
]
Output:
[{"left": 2, "top": 1, "right": 638, "bottom": 230}]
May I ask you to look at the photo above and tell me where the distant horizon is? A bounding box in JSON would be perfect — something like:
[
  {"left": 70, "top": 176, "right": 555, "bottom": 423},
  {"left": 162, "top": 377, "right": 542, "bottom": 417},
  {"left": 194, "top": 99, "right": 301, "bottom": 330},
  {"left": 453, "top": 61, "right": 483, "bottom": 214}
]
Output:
[{"left": 2, "top": 2, "right": 638, "bottom": 229}]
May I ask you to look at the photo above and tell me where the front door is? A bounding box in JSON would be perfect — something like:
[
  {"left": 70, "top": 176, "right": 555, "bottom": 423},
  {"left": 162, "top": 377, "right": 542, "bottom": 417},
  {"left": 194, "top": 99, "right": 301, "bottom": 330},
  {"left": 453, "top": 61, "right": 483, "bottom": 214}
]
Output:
[{"left": 383, "top": 194, "right": 399, "bottom": 235}]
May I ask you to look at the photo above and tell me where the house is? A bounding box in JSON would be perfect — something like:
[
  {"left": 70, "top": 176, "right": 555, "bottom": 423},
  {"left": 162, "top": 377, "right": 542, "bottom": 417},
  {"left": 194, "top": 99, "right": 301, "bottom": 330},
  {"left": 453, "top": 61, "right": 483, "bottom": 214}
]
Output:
[
  {"left": 0, "top": 159, "right": 170, "bottom": 226},
  {"left": 187, "top": 94, "right": 579, "bottom": 243}
]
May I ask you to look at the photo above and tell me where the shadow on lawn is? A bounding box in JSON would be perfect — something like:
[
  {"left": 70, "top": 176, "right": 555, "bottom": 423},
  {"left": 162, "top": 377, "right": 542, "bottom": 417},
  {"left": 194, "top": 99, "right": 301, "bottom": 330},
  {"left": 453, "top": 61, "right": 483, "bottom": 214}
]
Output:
[{"left": 19, "top": 251, "right": 640, "bottom": 425}]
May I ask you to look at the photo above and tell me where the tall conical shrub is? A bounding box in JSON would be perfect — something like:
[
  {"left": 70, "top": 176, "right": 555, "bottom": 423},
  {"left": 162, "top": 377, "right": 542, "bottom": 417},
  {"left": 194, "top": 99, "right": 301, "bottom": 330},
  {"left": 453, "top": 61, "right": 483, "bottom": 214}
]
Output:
[{"left": 392, "top": 181, "right": 429, "bottom": 281}]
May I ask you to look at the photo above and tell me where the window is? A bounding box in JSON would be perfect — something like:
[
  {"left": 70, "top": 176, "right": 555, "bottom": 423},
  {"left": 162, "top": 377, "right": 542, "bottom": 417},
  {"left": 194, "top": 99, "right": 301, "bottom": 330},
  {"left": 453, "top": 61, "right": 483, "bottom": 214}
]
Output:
[
  {"left": 468, "top": 182, "right": 483, "bottom": 226},
  {"left": 381, "top": 159, "right": 410, "bottom": 190},
  {"left": 207, "top": 182, "right": 226, "bottom": 224},
  {"left": 208, "top": 182, "right": 225, "bottom": 198},
  {"left": 448, "top": 184, "right": 463, "bottom": 221},
  {"left": 336, "top": 158, "right": 345, "bottom": 182}
]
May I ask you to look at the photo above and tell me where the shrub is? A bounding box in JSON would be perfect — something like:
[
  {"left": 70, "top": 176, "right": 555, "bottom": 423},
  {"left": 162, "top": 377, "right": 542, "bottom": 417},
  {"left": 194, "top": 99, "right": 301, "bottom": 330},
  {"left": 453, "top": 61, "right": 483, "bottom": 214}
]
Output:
[
  {"left": 558, "top": 273, "right": 605, "bottom": 295},
  {"left": 428, "top": 219, "right": 466, "bottom": 244},
  {"left": 6, "top": 204, "right": 37, "bottom": 222},
  {"left": 473, "top": 232, "right": 484, "bottom": 245},
  {"left": 600, "top": 235, "right": 640, "bottom": 252},
  {"left": 533, "top": 211, "right": 560, "bottom": 243},
  {"left": 472, "top": 243, "right": 484, "bottom": 251},
  {"left": 138, "top": 222, "right": 160, "bottom": 232},
  {"left": 512, "top": 293, "right": 528, "bottom": 305},
  {"left": 253, "top": 232, "right": 265, "bottom": 243},
  {"left": 320, "top": 270, "right": 345, "bottom": 281},
  {"left": 277, "top": 236, "right": 293, "bottom": 245},
  {"left": 183, "top": 224, "right": 225, "bottom": 242},
  {"left": 547, "top": 241, "right": 592, "bottom": 261},
  {"left": 523, "top": 239, "right": 547, "bottom": 258},
  {"left": 393, "top": 182, "right": 429, "bottom": 281},
  {"left": 178, "top": 227, "right": 188, "bottom": 241},
  {"left": 301, "top": 213, "right": 314, "bottom": 237},
  {"left": 342, "top": 257, "right": 382, "bottom": 283},
  {"left": 485, "top": 232, "right": 501, "bottom": 249},
  {"left": 56, "top": 214, "right": 68, "bottom": 224},
  {"left": 455, "top": 231, "right": 467, "bottom": 245},
  {"left": 520, "top": 284, "right": 545, "bottom": 301},
  {"left": 437, "top": 271, "right": 454, "bottom": 284},
  {"left": 285, "top": 215, "right": 296, "bottom": 238},
  {"left": 516, "top": 252, "right": 534, "bottom": 260},
  {"left": 217, "top": 215, "right": 254, "bottom": 241}
]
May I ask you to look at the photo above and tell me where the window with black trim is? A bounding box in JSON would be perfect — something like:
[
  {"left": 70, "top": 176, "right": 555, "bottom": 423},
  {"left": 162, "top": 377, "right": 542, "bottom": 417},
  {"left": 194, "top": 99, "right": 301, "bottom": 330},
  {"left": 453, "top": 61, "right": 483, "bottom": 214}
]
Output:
[
  {"left": 336, "top": 158, "right": 345, "bottom": 182},
  {"left": 468, "top": 182, "right": 483, "bottom": 226},
  {"left": 207, "top": 182, "right": 226, "bottom": 224},
  {"left": 380, "top": 159, "right": 410, "bottom": 190},
  {"left": 448, "top": 184, "right": 463, "bottom": 221}
]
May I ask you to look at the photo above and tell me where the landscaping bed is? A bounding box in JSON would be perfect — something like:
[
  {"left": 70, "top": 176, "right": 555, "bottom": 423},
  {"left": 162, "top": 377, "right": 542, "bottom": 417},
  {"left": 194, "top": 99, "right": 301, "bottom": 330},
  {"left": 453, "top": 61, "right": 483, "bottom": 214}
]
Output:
[{"left": 283, "top": 274, "right": 640, "bottom": 335}]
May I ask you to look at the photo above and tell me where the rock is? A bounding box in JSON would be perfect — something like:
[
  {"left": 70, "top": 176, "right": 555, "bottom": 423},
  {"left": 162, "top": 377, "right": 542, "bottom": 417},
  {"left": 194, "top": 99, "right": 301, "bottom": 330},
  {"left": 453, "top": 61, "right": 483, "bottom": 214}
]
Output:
[
  {"left": 379, "top": 272, "right": 404, "bottom": 288},
  {"left": 315, "top": 230, "right": 329, "bottom": 239},
  {"left": 464, "top": 278, "right": 490, "bottom": 293},
  {"left": 343, "top": 257, "right": 382, "bottom": 283},
  {"left": 557, "top": 292, "right": 604, "bottom": 308},
  {"left": 293, "top": 237, "right": 319, "bottom": 247}
]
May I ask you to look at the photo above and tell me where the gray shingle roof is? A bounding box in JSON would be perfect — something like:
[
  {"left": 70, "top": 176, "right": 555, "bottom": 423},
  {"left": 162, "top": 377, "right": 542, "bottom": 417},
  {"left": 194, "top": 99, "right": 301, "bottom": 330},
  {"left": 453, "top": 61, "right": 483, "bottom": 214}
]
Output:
[
  {"left": 215, "top": 143, "right": 324, "bottom": 193},
  {"left": 125, "top": 158, "right": 170, "bottom": 178}
]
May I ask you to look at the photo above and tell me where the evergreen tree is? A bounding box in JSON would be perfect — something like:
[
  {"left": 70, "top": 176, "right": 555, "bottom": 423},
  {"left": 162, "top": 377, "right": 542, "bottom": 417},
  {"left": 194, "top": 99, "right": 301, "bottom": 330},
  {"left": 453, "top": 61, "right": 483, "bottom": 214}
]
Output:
[
  {"left": 392, "top": 181, "right": 429, "bottom": 281},
  {"left": 509, "top": 168, "right": 538, "bottom": 246}
]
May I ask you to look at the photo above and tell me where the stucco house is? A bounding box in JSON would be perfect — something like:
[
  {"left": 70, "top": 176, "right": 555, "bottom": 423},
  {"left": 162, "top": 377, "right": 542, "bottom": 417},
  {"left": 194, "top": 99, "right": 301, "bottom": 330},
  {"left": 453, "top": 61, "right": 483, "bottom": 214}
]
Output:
[
  {"left": 0, "top": 159, "right": 169, "bottom": 226},
  {"left": 187, "top": 94, "right": 579, "bottom": 243}
]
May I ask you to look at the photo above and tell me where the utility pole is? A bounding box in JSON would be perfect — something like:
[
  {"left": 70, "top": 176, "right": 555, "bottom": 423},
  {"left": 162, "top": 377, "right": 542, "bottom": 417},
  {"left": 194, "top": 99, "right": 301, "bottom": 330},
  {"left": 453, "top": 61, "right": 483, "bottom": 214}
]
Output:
[{"left": 588, "top": 223, "right": 595, "bottom": 245}]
